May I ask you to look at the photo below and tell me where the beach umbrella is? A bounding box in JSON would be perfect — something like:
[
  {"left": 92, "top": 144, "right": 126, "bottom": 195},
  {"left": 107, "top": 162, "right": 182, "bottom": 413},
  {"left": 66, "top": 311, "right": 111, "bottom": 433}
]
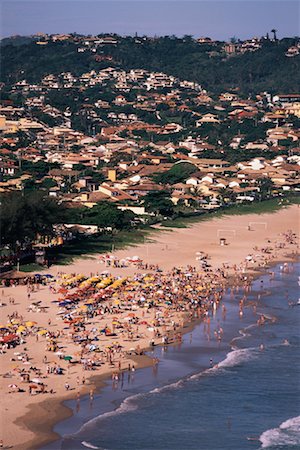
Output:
[
  {"left": 55, "top": 351, "right": 64, "bottom": 356},
  {"left": 8, "top": 384, "right": 18, "bottom": 388},
  {"left": 79, "top": 305, "right": 88, "bottom": 311},
  {"left": 11, "top": 319, "right": 20, "bottom": 325},
  {"left": 31, "top": 378, "right": 43, "bottom": 384},
  {"left": 25, "top": 321, "right": 37, "bottom": 327},
  {"left": 59, "top": 288, "right": 68, "bottom": 294},
  {"left": 16, "top": 326, "right": 26, "bottom": 333},
  {"left": 0, "top": 334, "right": 18, "bottom": 343},
  {"left": 64, "top": 355, "right": 73, "bottom": 361},
  {"left": 38, "top": 329, "right": 48, "bottom": 335}
]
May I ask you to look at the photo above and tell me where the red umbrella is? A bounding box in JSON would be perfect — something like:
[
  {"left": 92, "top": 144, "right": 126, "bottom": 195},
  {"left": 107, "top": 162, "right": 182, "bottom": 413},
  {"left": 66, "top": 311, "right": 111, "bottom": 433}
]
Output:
[
  {"left": 59, "top": 288, "right": 68, "bottom": 294},
  {"left": 0, "top": 334, "right": 18, "bottom": 343}
]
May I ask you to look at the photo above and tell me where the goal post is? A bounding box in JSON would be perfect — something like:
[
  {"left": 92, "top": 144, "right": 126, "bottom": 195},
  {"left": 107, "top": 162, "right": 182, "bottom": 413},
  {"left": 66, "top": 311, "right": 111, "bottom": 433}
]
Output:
[
  {"left": 249, "top": 222, "right": 267, "bottom": 230},
  {"left": 217, "top": 229, "right": 236, "bottom": 238}
]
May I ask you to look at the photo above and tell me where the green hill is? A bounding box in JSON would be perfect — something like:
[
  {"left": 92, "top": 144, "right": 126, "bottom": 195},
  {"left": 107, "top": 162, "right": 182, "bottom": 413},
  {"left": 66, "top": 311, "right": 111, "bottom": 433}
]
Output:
[{"left": 1, "top": 35, "right": 299, "bottom": 94}]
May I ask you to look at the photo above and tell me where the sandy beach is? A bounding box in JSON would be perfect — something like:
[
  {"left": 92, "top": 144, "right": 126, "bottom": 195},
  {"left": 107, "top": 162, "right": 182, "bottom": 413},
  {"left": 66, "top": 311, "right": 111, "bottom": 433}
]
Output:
[{"left": 0, "top": 205, "right": 299, "bottom": 450}]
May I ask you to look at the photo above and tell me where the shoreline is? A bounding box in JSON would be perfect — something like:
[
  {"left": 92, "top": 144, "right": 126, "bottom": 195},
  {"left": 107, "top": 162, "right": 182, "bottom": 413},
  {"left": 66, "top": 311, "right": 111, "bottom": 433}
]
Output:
[
  {"left": 22, "top": 256, "right": 299, "bottom": 450},
  {"left": 0, "top": 205, "right": 298, "bottom": 450},
  {"left": 39, "top": 257, "right": 299, "bottom": 450}
]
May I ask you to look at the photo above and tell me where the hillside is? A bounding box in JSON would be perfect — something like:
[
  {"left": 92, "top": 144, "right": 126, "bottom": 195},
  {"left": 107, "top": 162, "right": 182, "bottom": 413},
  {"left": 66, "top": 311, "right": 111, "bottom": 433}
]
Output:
[{"left": 1, "top": 35, "right": 299, "bottom": 94}]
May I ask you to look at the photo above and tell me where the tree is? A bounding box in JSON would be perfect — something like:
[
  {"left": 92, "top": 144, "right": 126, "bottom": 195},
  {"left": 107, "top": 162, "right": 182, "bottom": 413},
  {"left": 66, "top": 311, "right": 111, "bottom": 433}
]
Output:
[
  {"left": 143, "top": 191, "right": 174, "bottom": 216},
  {"left": 258, "top": 177, "right": 274, "bottom": 200},
  {"left": 83, "top": 201, "right": 135, "bottom": 231},
  {"left": 153, "top": 162, "right": 197, "bottom": 185},
  {"left": 0, "top": 191, "right": 64, "bottom": 249}
]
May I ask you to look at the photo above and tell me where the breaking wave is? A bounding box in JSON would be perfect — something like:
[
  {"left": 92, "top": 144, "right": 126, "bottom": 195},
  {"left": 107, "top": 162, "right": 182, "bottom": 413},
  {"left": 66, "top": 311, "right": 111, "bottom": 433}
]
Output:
[{"left": 259, "top": 416, "right": 300, "bottom": 448}]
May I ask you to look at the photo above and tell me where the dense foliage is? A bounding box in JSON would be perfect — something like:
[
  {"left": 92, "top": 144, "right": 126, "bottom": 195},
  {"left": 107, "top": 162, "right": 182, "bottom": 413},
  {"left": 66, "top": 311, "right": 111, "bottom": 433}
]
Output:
[
  {"left": 0, "top": 192, "right": 137, "bottom": 250},
  {"left": 73, "top": 201, "right": 136, "bottom": 230},
  {"left": 143, "top": 190, "right": 174, "bottom": 216},
  {"left": 1, "top": 36, "right": 300, "bottom": 93},
  {"left": 0, "top": 191, "right": 64, "bottom": 248},
  {"left": 153, "top": 162, "right": 198, "bottom": 184}
]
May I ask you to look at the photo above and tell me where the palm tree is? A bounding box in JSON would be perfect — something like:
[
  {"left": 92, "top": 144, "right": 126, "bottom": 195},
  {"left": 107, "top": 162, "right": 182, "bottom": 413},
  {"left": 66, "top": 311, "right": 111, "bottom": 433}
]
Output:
[{"left": 271, "top": 29, "right": 277, "bottom": 41}]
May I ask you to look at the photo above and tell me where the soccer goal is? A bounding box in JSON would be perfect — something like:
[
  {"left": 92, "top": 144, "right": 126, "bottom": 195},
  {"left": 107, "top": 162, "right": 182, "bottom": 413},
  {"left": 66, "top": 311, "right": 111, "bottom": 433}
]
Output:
[
  {"left": 217, "top": 229, "right": 236, "bottom": 238},
  {"left": 249, "top": 222, "right": 267, "bottom": 230}
]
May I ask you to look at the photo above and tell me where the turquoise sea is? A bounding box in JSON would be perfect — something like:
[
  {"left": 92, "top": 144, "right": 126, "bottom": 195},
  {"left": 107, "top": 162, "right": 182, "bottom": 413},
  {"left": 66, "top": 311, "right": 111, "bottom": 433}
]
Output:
[{"left": 43, "top": 262, "right": 300, "bottom": 450}]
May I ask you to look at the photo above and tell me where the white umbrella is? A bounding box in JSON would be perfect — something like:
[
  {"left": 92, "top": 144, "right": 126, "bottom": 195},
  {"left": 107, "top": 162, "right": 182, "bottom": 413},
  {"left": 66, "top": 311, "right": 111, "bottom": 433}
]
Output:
[
  {"left": 31, "top": 378, "right": 43, "bottom": 384},
  {"left": 131, "top": 256, "right": 141, "bottom": 261}
]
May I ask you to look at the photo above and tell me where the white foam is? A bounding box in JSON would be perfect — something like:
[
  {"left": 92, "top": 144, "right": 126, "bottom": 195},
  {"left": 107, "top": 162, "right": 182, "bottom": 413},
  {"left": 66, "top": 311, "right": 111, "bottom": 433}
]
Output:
[
  {"left": 189, "top": 365, "right": 222, "bottom": 380},
  {"left": 217, "top": 347, "right": 257, "bottom": 369},
  {"left": 150, "top": 378, "right": 184, "bottom": 394},
  {"left": 259, "top": 416, "right": 300, "bottom": 448},
  {"left": 78, "top": 392, "right": 143, "bottom": 433},
  {"left": 81, "top": 441, "right": 100, "bottom": 449}
]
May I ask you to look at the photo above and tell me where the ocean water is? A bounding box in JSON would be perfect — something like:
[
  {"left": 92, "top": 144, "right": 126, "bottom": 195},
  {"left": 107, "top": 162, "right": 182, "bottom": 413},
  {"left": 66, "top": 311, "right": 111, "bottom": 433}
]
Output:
[{"left": 44, "top": 262, "right": 300, "bottom": 450}]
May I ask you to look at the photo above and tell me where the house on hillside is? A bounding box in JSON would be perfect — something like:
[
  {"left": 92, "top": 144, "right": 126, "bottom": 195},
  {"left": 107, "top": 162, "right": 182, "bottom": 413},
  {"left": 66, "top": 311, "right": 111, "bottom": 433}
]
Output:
[{"left": 196, "top": 113, "right": 220, "bottom": 125}]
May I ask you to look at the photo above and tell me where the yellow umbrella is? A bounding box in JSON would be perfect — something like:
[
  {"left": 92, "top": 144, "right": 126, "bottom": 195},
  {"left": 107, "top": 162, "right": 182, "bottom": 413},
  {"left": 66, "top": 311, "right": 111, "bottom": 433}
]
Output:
[
  {"left": 38, "top": 329, "right": 48, "bottom": 335},
  {"left": 86, "top": 299, "right": 95, "bottom": 304},
  {"left": 16, "top": 325, "right": 26, "bottom": 333},
  {"left": 26, "top": 321, "right": 37, "bottom": 327},
  {"left": 11, "top": 319, "right": 20, "bottom": 325}
]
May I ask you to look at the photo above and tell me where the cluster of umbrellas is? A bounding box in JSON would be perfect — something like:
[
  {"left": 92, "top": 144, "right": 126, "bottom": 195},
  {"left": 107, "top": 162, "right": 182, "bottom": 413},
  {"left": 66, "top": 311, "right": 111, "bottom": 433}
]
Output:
[{"left": 0, "top": 319, "right": 49, "bottom": 347}]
